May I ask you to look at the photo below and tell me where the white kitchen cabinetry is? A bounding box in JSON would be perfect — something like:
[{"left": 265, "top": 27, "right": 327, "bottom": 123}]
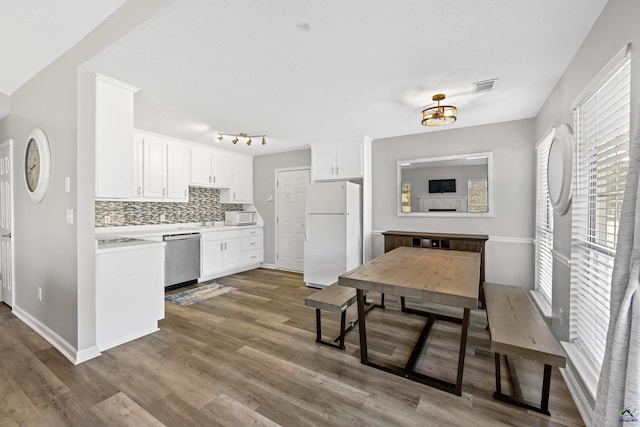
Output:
[
  {"left": 135, "top": 131, "right": 189, "bottom": 201},
  {"left": 96, "top": 242, "right": 165, "bottom": 351},
  {"left": 311, "top": 141, "right": 363, "bottom": 181},
  {"left": 220, "top": 154, "right": 253, "bottom": 204},
  {"left": 143, "top": 135, "right": 167, "bottom": 199},
  {"left": 201, "top": 230, "right": 241, "bottom": 277},
  {"left": 95, "top": 74, "right": 139, "bottom": 199},
  {"left": 240, "top": 227, "right": 263, "bottom": 265},
  {"left": 167, "top": 142, "right": 189, "bottom": 199},
  {"left": 189, "top": 145, "right": 230, "bottom": 188},
  {"left": 199, "top": 226, "right": 263, "bottom": 280}
]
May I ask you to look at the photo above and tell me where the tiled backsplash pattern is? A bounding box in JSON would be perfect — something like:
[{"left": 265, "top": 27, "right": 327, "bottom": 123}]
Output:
[{"left": 95, "top": 187, "right": 243, "bottom": 227}]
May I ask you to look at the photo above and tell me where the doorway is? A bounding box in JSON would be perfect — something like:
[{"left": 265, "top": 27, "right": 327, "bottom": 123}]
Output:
[
  {"left": 275, "top": 168, "right": 310, "bottom": 272},
  {"left": 0, "top": 140, "right": 14, "bottom": 307}
]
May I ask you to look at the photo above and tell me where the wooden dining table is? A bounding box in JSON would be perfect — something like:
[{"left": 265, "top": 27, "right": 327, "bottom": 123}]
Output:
[{"left": 338, "top": 246, "right": 481, "bottom": 396}]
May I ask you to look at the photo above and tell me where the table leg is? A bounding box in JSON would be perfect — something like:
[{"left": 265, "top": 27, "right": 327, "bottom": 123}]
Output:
[
  {"left": 356, "top": 289, "right": 368, "bottom": 363},
  {"left": 454, "top": 308, "right": 471, "bottom": 395}
]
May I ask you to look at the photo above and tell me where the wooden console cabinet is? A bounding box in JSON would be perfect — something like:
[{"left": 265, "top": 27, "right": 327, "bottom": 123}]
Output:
[{"left": 382, "top": 231, "right": 488, "bottom": 307}]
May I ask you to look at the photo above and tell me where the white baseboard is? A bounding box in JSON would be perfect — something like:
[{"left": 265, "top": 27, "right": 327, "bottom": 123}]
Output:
[
  {"left": 11, "top": 305, "right": 101, "bottom": 365},
  {"left": 260, "top": 263, "right": 277, "bottom": 269}
]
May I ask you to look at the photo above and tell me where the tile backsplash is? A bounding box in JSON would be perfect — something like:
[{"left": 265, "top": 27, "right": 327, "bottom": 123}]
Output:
[{"left": 95, "top": 187, "right": 243, "bottom": 227}]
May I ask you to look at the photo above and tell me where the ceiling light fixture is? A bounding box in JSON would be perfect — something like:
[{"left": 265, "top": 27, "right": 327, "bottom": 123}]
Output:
[
  {"left": 421, "top": 94, "right": 457, "bottom": 127},
  {"left": 216, "top": 132, "right": 266, "bottom": 146}
]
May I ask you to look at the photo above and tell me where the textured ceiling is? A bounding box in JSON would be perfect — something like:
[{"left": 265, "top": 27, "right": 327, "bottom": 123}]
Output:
[
  {"left": 4, "top": 1, "right": 607, "bottom": 154},
  {"left": 0, "top": 0, "right": 127, "bottom": 95}
]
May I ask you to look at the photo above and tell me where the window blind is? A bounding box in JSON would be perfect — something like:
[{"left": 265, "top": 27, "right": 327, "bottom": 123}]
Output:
[
  {"left": 535, "top": 132, "right": 554, "bottom": 303},
  {"left": 571, "top": 56, "right": 630, "bottom": 372}
]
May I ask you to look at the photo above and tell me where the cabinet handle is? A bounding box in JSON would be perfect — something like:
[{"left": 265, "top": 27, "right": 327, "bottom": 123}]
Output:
[
  {"left": 224, "top": 242, "right": 227, "bottom": 250},
  {"left": 137, "top": 186, "right": 141, "bottom": 196},
  {"left": 184, "top": 189, "right": 187, "bottom": 197},
  {"left": 213, "top": 176, "right": 216, "bottom": 184},
  {"left": 209, "top": 176, "right": 212, "bottom": 183},
  {"left": 162, "top": 188, "right": 166, "bottom": 196},
  {"left": 336, "top": 166, "right": 339, "bottom": 175},
  {"left": 250, "top": 256, "right": 256, "bottom": 259},
  {"left": 250, "top": 242, "right": 256, "bottom": 246},
  {"left": 331, "top": 166, "right": 335, "bottom": 175},
  {"left": 233, "top": 192, "right": 236, "bottom": 199},
  {"left": 220, "top": 243, "right": 223, "bottom": 250}
]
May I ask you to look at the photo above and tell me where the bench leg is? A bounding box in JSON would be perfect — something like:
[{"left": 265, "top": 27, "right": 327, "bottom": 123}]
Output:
[
  {"left": 495, "top": 352, "right": 502, "bottom": 394},
  {"left": 541, "top": 364, "right": 552, "bottom": 413},
  {"left": 492, "top": 353, "right": 553, "bottom": 416},
  {"left": 314, "top": 308, "right": 347, "bottom": 350}
]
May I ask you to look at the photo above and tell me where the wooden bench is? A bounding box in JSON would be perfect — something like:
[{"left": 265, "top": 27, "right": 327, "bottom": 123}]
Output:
[
  {"left": 484, "top": 283, "right": 566, "bottom": 416},
  {"left": 304, "top": 283, "right": 382, "bottom": 350}
]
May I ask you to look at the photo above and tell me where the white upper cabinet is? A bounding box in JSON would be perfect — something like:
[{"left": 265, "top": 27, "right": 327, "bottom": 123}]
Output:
[
  {"left": 143, "top": 135, "right": 167, "bottom": 199},
  {"left": 135, "top": 131, "right": 189, "bottom": 201},
  {"left": 189, "top": 145, "right": 230, "bottom": 188},
  {"left": 95, "top": 74, "right": 139, "bottom": 198},
  {"left": 167, "top": 142, "right": 189, "bottom": 199},
  {"left": 220, "top": 154, "right": 253, "bottom": 204},
  {"left": 311, "top": 140, "right": 363, "bottom": 181}
]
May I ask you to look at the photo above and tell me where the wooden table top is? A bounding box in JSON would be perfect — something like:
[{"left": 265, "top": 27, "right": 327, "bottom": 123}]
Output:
[{"left": 339, "top": 246, "right": 481, "bottom": 309}]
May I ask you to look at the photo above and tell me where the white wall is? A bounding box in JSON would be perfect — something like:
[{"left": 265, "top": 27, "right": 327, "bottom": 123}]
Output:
[
  {"left": 372, "top": 118, "right": 535, "bottom": 288},
  {"left": 253, "top": 149, "right": 311, "bottom": 266}
]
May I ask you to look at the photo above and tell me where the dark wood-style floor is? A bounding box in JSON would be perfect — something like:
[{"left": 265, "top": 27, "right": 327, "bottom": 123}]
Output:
[{"left": 0, "top": 268, "right": 584, "bottom": 426}]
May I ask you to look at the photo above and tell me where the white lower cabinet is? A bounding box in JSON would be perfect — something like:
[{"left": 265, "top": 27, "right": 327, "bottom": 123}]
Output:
[
  {"left": 200, "top": 227, "right": 263, "bottom": 280},
  {"left": 96, "top": 243, "right": 165, "bottom": 352},
  {"left": 240, "top": 227, "right": 263, "bottom": 265}
]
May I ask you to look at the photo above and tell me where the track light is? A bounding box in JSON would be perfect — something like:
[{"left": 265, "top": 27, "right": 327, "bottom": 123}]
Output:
[{"left": 215, "top": 132, "right": 267, "bottom": 146}]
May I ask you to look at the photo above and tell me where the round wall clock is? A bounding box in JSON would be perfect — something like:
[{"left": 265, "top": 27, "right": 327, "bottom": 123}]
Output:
[{"left": 24, "top": 128, "right": 51, "bottom": 203}]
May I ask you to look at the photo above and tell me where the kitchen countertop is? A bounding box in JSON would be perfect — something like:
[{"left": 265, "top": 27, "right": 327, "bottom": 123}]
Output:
[{"left": 95, "top": 222, "right": 263, "bottom": 251}]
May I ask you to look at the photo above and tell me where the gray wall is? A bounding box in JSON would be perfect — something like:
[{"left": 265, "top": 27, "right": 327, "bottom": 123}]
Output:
[
  {"left": 534, "top": 0, "right": 640, "bottom": 341},
  {"left": 0, "top": 93, "right": 8, "bottom": 119},
  {"left": 372, "top": 119, "right": 535, "bottom": 288},
  {"left": 253, "top": 149, "right": 311, "bottom": 266},
  {"left": 0, "top": 0, "right": 170, "bottom": 361}
]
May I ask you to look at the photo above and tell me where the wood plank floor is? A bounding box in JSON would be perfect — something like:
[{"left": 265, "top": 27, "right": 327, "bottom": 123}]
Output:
[{"left": 0, "top": 268, "right": 585, "bottom": 426}]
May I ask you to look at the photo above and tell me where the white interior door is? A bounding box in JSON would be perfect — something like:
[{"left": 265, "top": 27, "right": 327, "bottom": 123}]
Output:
[
  {"left": 276, "top": 168, "right": 309, "bottom": 272},
  {"left": 0, "top": 142, "right": 14, "bottom": 306}
]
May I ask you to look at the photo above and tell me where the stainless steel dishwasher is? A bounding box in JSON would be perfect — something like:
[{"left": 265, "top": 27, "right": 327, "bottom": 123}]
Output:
[{"left": 163, "top": 233, "right": 200, "bottom": 288}]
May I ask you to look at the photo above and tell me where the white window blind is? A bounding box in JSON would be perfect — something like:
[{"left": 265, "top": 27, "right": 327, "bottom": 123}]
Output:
[
  {"left": 535, "top": 131, "right": 554, "bottom": 303},
  {"left": 571, "top": 55, "right": 630, "bottom": 372}
]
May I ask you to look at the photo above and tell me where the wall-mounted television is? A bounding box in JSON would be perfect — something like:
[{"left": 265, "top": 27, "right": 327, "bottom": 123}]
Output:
[{"left": 428, "top": 178, "right": 456, "bottom": 193}]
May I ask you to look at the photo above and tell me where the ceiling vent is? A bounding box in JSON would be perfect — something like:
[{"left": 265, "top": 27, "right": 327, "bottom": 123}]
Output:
[{"left": 472, "top": 78, "right": 498, "bottom": 95}]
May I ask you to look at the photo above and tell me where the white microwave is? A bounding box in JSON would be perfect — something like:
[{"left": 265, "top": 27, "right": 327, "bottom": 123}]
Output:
[{"left": 224, "top": 211, "right": 257, "bottom": 226}]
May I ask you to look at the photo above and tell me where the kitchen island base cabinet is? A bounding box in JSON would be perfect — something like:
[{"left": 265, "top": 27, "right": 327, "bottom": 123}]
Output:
[
  {"left": 199, "top": 227, "right": 263, "bottom": 282},
  {"left": 96, "top": 243, "right": 165, "bottom": 352}
]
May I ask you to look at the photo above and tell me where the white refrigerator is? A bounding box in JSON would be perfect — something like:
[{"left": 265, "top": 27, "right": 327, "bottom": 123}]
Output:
[{"left": 304, "top": 181, "right": 362, "bottom": 288}]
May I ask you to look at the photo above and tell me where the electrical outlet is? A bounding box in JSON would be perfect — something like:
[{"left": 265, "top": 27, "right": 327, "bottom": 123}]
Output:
[
  {"left": 104, "top": 215, "right": 111, "bottom": 224},
  {"left": 559, "top": 308, "right": 564, "bottom": 326},
  {"left": 38, "top": 287, "right": 42, "bottom": 301},
  {"left": 160, "top": 214, "right": 166, "bottom": 222},
  {"left": 66, "top": 209, "right": 74, "bottom": 225}
]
